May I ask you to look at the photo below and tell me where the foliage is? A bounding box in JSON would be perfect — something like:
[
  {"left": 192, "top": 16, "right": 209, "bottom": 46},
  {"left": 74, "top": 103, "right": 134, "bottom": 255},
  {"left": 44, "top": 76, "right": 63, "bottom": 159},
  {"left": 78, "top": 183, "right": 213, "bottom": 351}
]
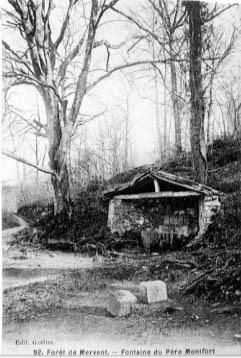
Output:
[
  {"left": 208, "top": 137, "right": 241, "bottom": 167},
  {"left": 183, "top": 190, "right": 241, "bottom": 303},
  {"left": 17, "top": 180, "right": 143, "bottom": 253},
  {"left": 181, "top": 137, "right": 241, "bottom": 303},
  {"left": 2, "top": 214, "right": 20, "bottom": 230},
  {"left": 17, "top": 136, "right": 241, "bottom": 254},
  {"left": 15, "top": 136, "right": 241, "bottom": 303},
  {"left": 207, "top": 136, "right": 241, "bottom": 192},
  {"left": 204, "top": 191, "right": 241, "bottom": 250}
]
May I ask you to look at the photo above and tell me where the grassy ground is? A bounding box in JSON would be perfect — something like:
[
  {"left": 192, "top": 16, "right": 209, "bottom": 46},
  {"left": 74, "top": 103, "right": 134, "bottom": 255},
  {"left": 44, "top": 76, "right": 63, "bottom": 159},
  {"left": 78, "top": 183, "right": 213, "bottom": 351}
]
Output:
[
  {"left": 16, "top": 137, "right": 241, "bottom": 255},
  {"left": 3, "top": 256, "right": 241, "bottom": 354},
  {"left": 3, "top": 136, "right": 240, "bottom": 354}
]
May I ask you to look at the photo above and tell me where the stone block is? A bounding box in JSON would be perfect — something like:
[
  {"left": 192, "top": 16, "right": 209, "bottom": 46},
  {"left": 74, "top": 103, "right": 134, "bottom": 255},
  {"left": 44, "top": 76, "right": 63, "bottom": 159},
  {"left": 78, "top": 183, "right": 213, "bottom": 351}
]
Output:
[
  {"left": 107, "top": 290, "right": 137, "bottom": 317},
  {"left": 183, "top": 215, "right": 190, "bottom": 225},
  {"left": 164, "top": 216, "right": 170, "bottom": 225},
  {"left": 140, "top": 280, "right": 167, "bottom": 303},
  {"left": 170, "top": 215, "right": 182, "bottom": 225},
  {"left": 158, "top": 225, "right": 169, "bottom": 234},
  {"left": 173, "top": 225, "right": 188, "bottom": 237},
  {"left": 141, "top": 229, "right": 160, "bottom": 254},
  {"left": 169, "top": 216, "right": 175, "bottom": 225}
]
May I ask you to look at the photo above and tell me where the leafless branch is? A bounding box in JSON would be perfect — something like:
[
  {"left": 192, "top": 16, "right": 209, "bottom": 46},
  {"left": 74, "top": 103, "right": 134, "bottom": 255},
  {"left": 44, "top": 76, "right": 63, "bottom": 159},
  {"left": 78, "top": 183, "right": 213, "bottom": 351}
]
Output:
[
  {"left": 203, "top": 4, "right": 236, "bottom": 24},
  {"left": 68, "top": 0, "right": 99, "bottom": 123},
  {"left": 72, "top": 109, "right": 106, "bottom": 135},
  {"left": 56, "top": 31, "right": 86, "bottom": 86},
  {"left": 54, "top": 0, "right": 79, "bottom": 49},
  {"left": 2, "top": 150, "right": 57, "bottom": 178},
  {"left": 87, "top": 57, "right": 219, "bottom": 92},
  {"left": 111, "top": 6, "right": 172, "bottom": 57}
]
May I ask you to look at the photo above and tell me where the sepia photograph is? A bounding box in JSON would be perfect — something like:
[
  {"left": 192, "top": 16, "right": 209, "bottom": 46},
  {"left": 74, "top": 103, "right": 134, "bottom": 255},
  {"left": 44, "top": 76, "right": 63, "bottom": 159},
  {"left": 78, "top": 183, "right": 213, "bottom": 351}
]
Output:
[{"left": 1, "top": 0, "right": 241, "bottom": 356}]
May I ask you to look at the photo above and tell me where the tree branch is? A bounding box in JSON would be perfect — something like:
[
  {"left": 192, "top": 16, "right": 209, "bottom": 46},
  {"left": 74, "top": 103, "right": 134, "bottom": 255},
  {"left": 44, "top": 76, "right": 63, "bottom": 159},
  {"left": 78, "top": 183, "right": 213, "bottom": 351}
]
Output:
[
  {"left": 93, "top": 35, "right": 143, "bottom": 49},
  {"left": 111, "top": 6, "right": 172, "bottom": 57},
  {"left": 54, "top": 0, "right": 78, "bottom": 49},
  {"left": 152, "top": 62, "right": 187, "bottom": 103},
  {"left": 8, "top": 108, "right": 46, "bottom": 137},
  {"left": 87, "top": 58, "right": 186, "bottom": 91},
  {"left": 72, "top": 109, "right": 106, "bottom": 137},
  {"left": 56, "top": 31, "right": 86, "bottom": 87},
  {"left": 68, "top": 0, "right": 99, "bottom": 123},
  {"left": 2, "top": 150, "right": 57, "bottom": 178},
  {"left": 203, "top": 4, "right": 236, "bottom": 24},
  {"left": 3, "top": 40, "right": 35, "bottom": 76}
]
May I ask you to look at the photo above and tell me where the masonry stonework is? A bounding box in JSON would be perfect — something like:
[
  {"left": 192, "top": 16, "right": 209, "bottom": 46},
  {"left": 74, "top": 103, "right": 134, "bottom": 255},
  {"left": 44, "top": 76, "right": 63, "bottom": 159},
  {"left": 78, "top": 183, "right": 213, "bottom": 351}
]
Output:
[
  {"left": 108, "top": 196, "right": 201, "bottom": 249},
  {"left": 105, "top": 170, "right": 221, "bottom": 252},
  {"left": 198, "top": 195, "right": 221, "bottom": 237},
  {"left": 108, "top": 195, "right": 221, "bottom": 251}
]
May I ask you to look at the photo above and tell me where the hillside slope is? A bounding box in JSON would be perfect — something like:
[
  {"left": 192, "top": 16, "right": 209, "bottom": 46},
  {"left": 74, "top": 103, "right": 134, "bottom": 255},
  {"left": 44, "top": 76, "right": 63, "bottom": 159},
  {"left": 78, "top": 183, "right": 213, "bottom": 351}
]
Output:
[
  {"left": 15, "top": 137, "right": 241, "bottom": 303},
  {"left": 18, "top": 137, "right": 241, "bottom": 249}
]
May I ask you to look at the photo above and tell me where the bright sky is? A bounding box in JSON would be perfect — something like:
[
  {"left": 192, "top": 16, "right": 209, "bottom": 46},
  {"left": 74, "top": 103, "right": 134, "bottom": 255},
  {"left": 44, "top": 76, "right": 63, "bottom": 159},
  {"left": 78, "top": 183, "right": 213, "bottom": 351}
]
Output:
[{"left": 1, "top": 0, "right": 241, "bottom": 184}]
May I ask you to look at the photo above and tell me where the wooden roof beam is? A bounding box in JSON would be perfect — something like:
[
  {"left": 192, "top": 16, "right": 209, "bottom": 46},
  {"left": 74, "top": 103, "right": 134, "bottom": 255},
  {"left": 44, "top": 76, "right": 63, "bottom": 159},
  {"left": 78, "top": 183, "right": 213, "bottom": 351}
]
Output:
[{"left": 114, "top": 191, "right": 202, "bottom": 200}]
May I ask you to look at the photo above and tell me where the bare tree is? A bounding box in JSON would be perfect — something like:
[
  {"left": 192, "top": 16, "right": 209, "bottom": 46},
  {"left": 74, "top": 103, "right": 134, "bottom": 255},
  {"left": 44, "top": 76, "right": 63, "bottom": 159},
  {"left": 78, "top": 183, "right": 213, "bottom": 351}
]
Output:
[
  {"left": 183, "top": 0, "right": 236, "bottom": 183},
  {"left": 151, "top": 8, "right": 163, "bottom": 159},
  {"left": 3, "top": 0, "right": 237, "bottom": 206},
  {"left": 3, "top": 0, "right": 167, "bottom": 215},
  {"left": 217, "top": 72, "right": 241, "bottom": 138},
  {"left": 112, "top": 0, "right": 187, "bottom": 156},
  {"left": 2, "top": 81, "right": 49, "bottom": 182},
  {"left": 4, "top": 0, "right": 178, "bottom": 215},
  {"left": 184, "top": 1, "right": 207, "bottom": 184},
  {"left": 151, "top": 0, "right": 186, "bottom": 155}
]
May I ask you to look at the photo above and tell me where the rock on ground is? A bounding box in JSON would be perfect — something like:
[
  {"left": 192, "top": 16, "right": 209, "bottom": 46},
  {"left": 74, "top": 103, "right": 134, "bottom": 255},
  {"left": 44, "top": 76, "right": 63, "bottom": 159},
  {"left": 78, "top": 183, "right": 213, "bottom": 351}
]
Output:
[
  {"left": 140, "top": 280, "right": 167, "bottom": 303},
  {"left": 107, "top": 290, "right": 137, "bottom": 317}
]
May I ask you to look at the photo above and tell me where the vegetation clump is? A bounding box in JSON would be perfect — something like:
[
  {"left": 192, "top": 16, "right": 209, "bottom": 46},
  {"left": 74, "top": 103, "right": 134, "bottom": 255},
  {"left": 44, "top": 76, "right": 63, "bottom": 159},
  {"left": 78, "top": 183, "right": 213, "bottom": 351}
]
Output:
[
  {"left": 183, "top": 190, "right": 241, "bottom": 303},
  {"left": 2, "top": 213, "right": 20, "bottom": 230},
  {"left": 16, "top": 137, "right": 241, "bottom": 303}
]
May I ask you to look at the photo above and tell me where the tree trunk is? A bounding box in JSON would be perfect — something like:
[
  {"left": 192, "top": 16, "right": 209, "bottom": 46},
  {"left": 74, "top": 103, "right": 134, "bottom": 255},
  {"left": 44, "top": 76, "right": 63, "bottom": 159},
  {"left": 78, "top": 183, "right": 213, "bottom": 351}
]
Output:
[
  {"left": 123, "top": 97, "right": 130, "bottom": 172},
  {"left": 44, "top": 96, "right": 73, "bottom": 216},
  {"left": 185, "top": 1, "right": 207, "bottom": 184},
  {"left": 170, "top": 58, "right": 182, "bottom": 155},
  {"left": 152, "top": 10, "right": 162, "bottom": 160},
  {"left": 154, "top": 66, "right": 163, "bottom": 159},
  {"left": 51, "top": 163, "right": 72, "bottom": 216},
  {"left": 169, "top": 32, "right": 182, "bottom": 156},
  {"left": 206, "top": 60, "right": 215, "bottom": 145},
  {"left": 163, "top": 62, "right": 167, "bottom": 160}
]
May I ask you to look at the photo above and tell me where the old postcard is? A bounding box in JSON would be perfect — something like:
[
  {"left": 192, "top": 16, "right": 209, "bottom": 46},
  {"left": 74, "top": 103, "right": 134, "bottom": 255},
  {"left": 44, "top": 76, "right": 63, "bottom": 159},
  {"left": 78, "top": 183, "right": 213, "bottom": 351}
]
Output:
[{"left": 1, "top": 0, "right": 241, "bottom": 356}]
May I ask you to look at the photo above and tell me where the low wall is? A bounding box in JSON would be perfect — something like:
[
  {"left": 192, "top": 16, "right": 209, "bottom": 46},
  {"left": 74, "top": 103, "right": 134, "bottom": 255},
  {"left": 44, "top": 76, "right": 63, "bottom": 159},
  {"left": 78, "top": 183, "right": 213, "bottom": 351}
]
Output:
[
  {"left": 198, "top": 195, "right": 221, "bottom": 237},
  {"left": 108, "top": 196, "right": 199, "bottom": 241},
  {"left": 108, "top": 193, "right": 221, "bottom": 252}
]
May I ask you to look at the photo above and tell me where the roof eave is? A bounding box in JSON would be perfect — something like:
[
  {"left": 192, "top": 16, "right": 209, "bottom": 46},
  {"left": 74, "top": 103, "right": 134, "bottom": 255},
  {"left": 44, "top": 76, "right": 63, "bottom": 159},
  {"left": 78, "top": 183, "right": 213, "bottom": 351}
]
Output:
[{"left": 103, "top": 170, "right": 221, "bottom": 198}]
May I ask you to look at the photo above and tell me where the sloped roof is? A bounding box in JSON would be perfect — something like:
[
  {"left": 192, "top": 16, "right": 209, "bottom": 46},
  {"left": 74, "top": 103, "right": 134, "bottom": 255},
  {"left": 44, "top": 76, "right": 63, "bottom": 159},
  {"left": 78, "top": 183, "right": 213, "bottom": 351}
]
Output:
[{"left": 103, "top": 169, "right": 220, "bottom": 198}]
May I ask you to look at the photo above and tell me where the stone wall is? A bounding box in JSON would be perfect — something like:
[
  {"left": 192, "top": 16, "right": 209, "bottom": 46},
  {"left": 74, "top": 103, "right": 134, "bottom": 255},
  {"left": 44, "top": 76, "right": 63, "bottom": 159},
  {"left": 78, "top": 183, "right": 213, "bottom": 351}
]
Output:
[
  {"left": 108, "top": 193, "right": 221, "bottom": 252},
  {"left": 108, "top": 196, "right": 200, "bottom": 249},
  {"left": 198, "top": 195, "right": 221, "bottom": 237}
]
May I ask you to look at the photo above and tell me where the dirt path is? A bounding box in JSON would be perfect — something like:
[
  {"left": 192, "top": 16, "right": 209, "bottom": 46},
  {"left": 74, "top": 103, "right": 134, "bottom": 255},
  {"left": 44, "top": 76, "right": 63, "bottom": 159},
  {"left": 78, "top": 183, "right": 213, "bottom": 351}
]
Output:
[
  {"left": 2, "top": 217, "right": 95, "bottom": 290},
  {"left": 2, "top": 214, "right": 28, "bottom": 249},
  {"left": 2, "top": 219, "right": 241, "bottom": 356}
]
